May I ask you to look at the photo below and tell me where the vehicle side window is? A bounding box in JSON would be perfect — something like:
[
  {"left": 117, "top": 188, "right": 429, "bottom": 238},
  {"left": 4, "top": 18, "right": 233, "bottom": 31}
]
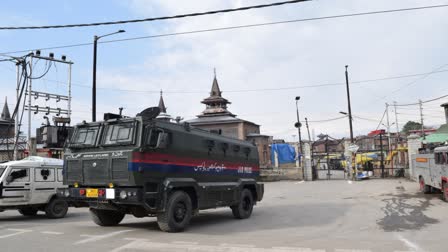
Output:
[
  {"left": 35, "top": 168, "right": 55, "bottom": 182},
  {"left": 146, "top": 128, "right": 163, "bottom": 148},
  {"left": 8, "top": 168, "right": 30, "bottom": 183},
  {"left": 57, "top": 168, "right": 63, "bottom": 182}
]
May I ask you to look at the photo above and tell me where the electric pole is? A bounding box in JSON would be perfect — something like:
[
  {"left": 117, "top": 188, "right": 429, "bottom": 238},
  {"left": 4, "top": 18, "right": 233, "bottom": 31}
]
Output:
[
  {"left": 385, "top": 103, "right": 392, "bottom": 152},
  {"left": 345, "top": 65, "right": 355, "bottom": 180},
  {"left": 419, "top": 99, "right": 425, "bottom": 139},
  {"left": 305, "top": 117, "right": 311, "bottom": 142}
]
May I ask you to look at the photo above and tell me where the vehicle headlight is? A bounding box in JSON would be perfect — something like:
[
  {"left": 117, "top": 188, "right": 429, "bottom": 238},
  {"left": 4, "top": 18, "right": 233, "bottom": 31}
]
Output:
[
  {"left": 119, "top": 190, "right": 127, "bottom": 199},
  {"left": 64, "top": 189, "right": 70, "bottom": 197}
]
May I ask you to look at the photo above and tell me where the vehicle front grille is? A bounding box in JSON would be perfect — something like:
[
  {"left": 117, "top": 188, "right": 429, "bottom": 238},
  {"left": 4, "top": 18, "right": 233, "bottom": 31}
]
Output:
[
  {"left": 112, "top": 158, "right": 129, "bottom": 181},
  {"left": 83, "top": 159, "right": 109, "bottom": 185}
]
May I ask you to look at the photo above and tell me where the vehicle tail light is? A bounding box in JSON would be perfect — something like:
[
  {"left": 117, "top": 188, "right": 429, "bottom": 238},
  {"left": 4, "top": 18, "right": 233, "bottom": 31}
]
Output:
[
  {"left": 98, "top": 189, "right": 106, "bottom": 197},
  {"left": 79, "top": 189, "right": 86, "bottom": 196}
]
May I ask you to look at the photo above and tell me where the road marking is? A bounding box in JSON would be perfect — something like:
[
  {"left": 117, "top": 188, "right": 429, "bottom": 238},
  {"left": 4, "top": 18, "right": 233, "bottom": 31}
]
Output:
[
  {"left": 295, "top": 181, "right": 305, "bottom": 184},
  {"left": 335, "top": 249, "right": 371, "bottom": 252},
  {"left": 41, "top": 231, "right": 64, "bottom": 235},
  {"left": 172, "top": 241, "right": 199, "bottom": 245},
  {"left": 0, "top": 229, "right": 32, "bottom": 239},
  {"left": 395, "top": 233, "right": 422, "bottom": 252},
  {"left": 272, "top": 248, "right": 325, "bottom": 252},
  {"left": 347, "top": 180, "right": 353, "bottom": 184},
  {"left": 74, "top": 230, "right": 134, "bottom": 245},
  {"left": 219, "top": 243, "right": 255, "bottom": 248}
]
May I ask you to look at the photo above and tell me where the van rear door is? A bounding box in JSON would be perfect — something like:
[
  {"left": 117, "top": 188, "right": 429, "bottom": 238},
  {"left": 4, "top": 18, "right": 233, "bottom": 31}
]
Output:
[{"left": 2, "top": 167, "right": 32, "bottom": 204}]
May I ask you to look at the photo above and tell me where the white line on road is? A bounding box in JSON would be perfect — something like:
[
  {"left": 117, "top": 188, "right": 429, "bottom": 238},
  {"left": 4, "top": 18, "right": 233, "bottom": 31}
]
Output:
[
  {"left": 295, "top": 181, "right": 305, "bottom": 184},
  {"left": 395, "top": 233, "right": 422, "bottom": 252},
  {"left": 74, "top": 230, "right": 134, "bottom": 245},
  {"left": 171, "top": 241, "right": 199, "bottom": 245},
  {"left": 347, "top": 180, "right": 353, "bottom": 184},
  {"left": 41, "top": 231, "right": 64, "bottom": 235},
  {"left": 0, "top": 229, "right": 32, "bottom": 239},
  {"left": 219, "top": 243, "right": 255, "bottom": 248}
]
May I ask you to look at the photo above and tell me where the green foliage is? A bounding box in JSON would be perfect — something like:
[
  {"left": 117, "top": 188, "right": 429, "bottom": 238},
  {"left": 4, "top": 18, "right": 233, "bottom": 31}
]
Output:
[{"left": 402, "top": 121, "right": 422, "bottom": 134}]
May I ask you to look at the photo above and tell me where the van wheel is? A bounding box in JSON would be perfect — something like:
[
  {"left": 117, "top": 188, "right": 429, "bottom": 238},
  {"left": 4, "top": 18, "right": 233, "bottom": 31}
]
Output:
[
  {"left": 90, "top": 209, "right": 125, "bottom": 226},
  {"left": 231, "top": 189, "right": 254, "bottom": 219},
  {"left": 419, "top": 177, "right": 431, "bottom": 194},
  {"left": 442, "top": 182, "right": 448, "bottom": 202},
  {"left": 157, "top": 191, "right": 192, "bottom": 232},
  {"left": 45, "top": 198, "right": 68, "bottom": 219},
  {"left": 18, "top": 208, "right": 38, "bottom": 216}
]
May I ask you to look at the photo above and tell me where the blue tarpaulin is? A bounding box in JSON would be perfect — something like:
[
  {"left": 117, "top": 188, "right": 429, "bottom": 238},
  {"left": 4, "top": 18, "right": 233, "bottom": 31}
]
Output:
[{"left": 271, "top": 144, "right": 297, "bottom": 164}]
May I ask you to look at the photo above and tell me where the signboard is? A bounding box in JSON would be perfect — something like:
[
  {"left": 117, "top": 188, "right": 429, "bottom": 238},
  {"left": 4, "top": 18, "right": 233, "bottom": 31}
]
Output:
[{"left": 347, "top": 144, "right": 359, "bottom": 153}]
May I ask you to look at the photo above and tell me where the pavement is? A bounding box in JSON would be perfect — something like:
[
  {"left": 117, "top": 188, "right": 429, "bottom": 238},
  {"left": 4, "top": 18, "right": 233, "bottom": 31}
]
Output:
[{"left": 0, "top": 179, "right": 447, "bottom": 252}]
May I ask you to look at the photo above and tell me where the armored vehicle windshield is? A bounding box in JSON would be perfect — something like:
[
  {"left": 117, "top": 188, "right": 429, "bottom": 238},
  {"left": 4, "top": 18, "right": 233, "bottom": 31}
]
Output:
[
  {"left": 101, "top": 120, "right": 137, "bottom": 146},
  {"left": 69, "top": 125, "right": 101, "bottom": 148}
]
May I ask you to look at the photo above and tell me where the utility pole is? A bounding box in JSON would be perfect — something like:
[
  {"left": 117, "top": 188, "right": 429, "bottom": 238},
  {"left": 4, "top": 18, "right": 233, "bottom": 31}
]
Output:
[
  {"left": 295, "top": 96, "right": 303, "bottom": 155},
  {"left": 305, "top": 117, "right": 311, "bottom": 142},
  {"left": 419, "top": 99, "right": 425, "bottom": 139},
  {"left": 380, "top": 132, "right": 385, "bottom": 178},
  {"left": 385, "top": 103, "right": 392, "bottom": 152},
  {"left": 344, "top": 65, "right": 355, "bottom": 180},
  {"left": 393, "top": 101, "right": 399, "bottom": 135},
  {"left": 14, "top": 62, "right": 20, "bottom": 160}
]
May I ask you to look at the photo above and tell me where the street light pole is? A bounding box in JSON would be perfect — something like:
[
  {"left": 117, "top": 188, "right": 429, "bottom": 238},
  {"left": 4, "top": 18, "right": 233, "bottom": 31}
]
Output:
[{"left": 92, "top": 30, "right": 125, "bottom": 122}]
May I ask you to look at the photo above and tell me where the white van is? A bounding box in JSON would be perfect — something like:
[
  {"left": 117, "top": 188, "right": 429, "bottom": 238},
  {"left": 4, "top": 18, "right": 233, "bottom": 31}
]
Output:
[{"left": 0, "top": 156, "right": 68, "bottom": 218}]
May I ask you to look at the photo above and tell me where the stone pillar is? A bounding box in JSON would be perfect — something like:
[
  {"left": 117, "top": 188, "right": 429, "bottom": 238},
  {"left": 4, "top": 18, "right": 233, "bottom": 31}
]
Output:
[
  {"left": 303, "top": 142, "right": 312, "bottom": 181},
  {"left": 407, "top": 134, "right": 422, "bottom": 180}
]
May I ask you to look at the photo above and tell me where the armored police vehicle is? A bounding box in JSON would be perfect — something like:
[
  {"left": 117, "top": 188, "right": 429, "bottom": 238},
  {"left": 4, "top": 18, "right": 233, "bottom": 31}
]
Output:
[
  {"left": 414, "top": 145, "right": 448, "bottom": 201},
  {"left": 61, "top": 108, "right": 263, "bottom": 232},
  {"left": 0, "top": 156, "right": 68, "bottom": 218}
]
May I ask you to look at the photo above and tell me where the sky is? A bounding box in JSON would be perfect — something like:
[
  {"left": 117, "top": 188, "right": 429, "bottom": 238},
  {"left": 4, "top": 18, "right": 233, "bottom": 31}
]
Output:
[{"left": 0, "top": 0, "right": 448, "bottom": 142}]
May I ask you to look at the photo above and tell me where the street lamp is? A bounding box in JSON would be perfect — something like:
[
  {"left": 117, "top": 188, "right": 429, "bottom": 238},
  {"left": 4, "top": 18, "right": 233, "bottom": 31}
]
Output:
[{"left": 92, "top": 29, "right": 126, "bottom": 122}]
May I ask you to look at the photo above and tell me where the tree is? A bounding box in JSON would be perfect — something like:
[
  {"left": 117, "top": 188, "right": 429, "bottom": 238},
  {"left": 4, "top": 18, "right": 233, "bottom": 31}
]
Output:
[{"left": 402, "top": 121, "right": 423, "bottom": 134}]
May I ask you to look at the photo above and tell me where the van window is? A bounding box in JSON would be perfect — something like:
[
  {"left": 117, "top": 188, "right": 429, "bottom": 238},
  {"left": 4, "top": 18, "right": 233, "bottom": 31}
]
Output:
[
  {"left": 0, "top": 166, "right": 5, "bottom": 177},
  {"left": 35, "top": 168, "right": 55, "bottom": 182},
  {"left": 57, "top": 168, "right": 63, "bottom": 182},
  {"left": 8, "top": 168, "right": 30, "bottom": 183}
]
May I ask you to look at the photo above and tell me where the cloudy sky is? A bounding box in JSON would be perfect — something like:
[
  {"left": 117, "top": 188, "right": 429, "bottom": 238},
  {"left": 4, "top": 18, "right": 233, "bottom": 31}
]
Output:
[{"left": 0, "top": 0, "right": 447, "bottom": 141}]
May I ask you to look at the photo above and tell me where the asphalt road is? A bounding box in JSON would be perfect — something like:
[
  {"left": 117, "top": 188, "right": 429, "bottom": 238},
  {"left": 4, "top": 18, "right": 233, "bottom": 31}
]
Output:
[{"left": 0, "top": 179, "right": 447, "bottom": 252}]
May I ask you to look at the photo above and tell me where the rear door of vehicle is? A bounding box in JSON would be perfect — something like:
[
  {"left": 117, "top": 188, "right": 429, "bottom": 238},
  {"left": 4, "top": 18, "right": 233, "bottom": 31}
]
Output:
[
  {"left": 2, "top": 167, "right": 32, "bottom": 204},
  {"left": 30, "top": 166, "right": 57, "bottom": 204}
]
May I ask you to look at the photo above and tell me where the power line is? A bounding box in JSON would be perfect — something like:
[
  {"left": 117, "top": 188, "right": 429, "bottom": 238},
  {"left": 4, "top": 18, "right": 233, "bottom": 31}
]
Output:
[
  {"left": 0, "top": 0, "right": 310, "bottom": 30},
  {"left": 395, "top": 93, "right": 448, "bottom": 107},
  {"left": 12, "top": 68, "right": 446, "bottom": 94},
  {"left": 2, "top": 4, "right": 448, "bottom": 55}
]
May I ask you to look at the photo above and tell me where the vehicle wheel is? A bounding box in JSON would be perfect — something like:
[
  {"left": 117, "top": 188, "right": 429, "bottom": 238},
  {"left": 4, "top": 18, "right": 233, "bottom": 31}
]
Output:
[
  {"left": 231, "top": 188, "right": 254, "bottom": 219},
  {"left": 45, "top": 198, "right": 69, "bottom": 219},
  {"left": 18, "top": 208, "right": 38, "bottom": 216},
  {"left": 442, "top": 182, "right": 448, "bottom": 202},
  {"left": 90, "top": 209, "right": 125, "bottom": 226},
  {"left": 157, "top": 191, "right": 192, "bottom": 232},
  {"left": 419, "top": 177, "right": 431, "bottom": 194}
]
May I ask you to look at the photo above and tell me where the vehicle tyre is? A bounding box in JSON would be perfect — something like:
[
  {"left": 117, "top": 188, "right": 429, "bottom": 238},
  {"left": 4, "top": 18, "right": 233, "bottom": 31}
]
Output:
[
  {"left": 45, "top": 198, "right": 69, "bottom": 219},
  {"left": 419, "top": 177, "right": 431, "bottom": 194},
  {"left": 90, "top": 209, "right": 125, "bottom": 226},
  {"left": 442, "top": 182, "right": 448, "bottom": 202},
  {"left": 157, "top": 191, "right": 192, "bottom": 232},
  {"left": 231, "top": 188, "right": 254, "bottom": 219},
  {"left": 18, "top": 208, "right": 38, "bottom": 216}
]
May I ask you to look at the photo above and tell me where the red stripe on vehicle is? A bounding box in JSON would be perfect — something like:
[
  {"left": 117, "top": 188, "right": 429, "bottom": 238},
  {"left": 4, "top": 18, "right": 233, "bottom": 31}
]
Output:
[{"left": 132, "top": 152, "right": 260, "bottom": 171}]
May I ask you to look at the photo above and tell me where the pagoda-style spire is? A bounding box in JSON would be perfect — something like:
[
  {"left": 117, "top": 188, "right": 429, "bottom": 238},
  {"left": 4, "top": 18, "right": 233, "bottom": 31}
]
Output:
[
  {"left": 1, "top": 96, "right": 11, "bottom": 120},
  {"left": 158, "top": 90, "right": 167, "bottom": 113},
  {"left": 199, "top": 71, "right": 235, "bottom": 118}
]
